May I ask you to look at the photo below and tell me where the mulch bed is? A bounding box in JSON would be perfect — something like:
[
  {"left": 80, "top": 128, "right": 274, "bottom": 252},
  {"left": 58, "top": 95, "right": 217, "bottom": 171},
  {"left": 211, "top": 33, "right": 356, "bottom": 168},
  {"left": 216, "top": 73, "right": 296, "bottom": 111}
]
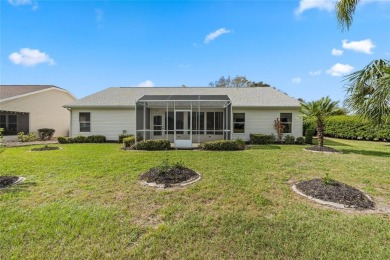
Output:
[
  {"left": 296, "top": 178, "right": 374, "bottom": 209},
  {"left": 31, "top": 146, "right": 60, "bottom": 151},
  {"left": 140, "top": 167, "right": 198, "bottom": 187},
  {"left": 5, "top": 140, "right": 58, "bottom": 147},
  {"left": 305, "top": 146, "right": 341, "bottom": 153},
  {"left": 0, "top": 176, "right": 19, "bottom": 188}
]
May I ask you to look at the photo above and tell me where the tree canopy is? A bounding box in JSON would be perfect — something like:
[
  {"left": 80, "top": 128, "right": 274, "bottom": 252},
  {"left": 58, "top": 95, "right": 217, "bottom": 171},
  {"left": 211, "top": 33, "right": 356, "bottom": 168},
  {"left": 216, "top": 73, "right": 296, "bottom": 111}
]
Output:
[{"left": 209, "top": 75, "right": 271, "bottom": 88}]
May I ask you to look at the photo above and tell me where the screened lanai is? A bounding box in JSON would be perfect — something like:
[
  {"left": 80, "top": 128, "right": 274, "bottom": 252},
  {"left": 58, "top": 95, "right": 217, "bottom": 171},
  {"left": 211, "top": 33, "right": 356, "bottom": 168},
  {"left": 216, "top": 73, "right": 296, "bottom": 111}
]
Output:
[{"left": 135, "top": 95, "right": 232, "bottom": 148}]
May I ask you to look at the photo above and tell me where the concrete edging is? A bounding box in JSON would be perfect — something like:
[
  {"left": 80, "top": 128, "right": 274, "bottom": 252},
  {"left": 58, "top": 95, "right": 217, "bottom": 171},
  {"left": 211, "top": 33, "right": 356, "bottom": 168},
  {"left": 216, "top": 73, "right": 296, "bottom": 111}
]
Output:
[
  {"left": 140, "top": 173, "right": 201, "bottom": 188},
  {"left": 0, "top": 177, "right": 26, "bottom": 190}
]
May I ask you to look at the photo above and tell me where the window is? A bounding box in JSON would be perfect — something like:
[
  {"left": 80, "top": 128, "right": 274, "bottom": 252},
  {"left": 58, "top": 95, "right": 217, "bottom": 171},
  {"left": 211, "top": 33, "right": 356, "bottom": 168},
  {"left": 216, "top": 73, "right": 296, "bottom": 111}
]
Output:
[
  {"left": 165, "top": 112, "right": 174, "bottom": 134},
  {"left": 280, "top": 113, "right": 292, "bottom": 133},
  {"left": 206, "top": 112, "right": 214, "bottom": 134},
  {"left": 190, "top": 112, "right": 204, "bottom": 134},
  {"left": 206, "top": 112, "right": 224, "bottom": 135},
  {"left": 153, "top": 115, "right": 162, "bottom": 136},
  {"left": 233, "top": 113, "right": 245, "bottom": 133},
  {"left": 0, "top": 114, "right": 18, "bottom": 135},
  {"left": 79, "top": 112, "right": 91, "bottom": 132}
]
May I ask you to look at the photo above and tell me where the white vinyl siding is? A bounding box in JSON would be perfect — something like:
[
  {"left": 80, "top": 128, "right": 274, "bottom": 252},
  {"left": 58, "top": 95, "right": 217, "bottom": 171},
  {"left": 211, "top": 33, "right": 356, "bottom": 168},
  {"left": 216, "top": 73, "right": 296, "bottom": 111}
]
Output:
[
  {"left": 71, "top": 108, "right": 135, "bottom": 140},
  {"left": 232, "top": 108, "right": 303, "bottom": 141}
]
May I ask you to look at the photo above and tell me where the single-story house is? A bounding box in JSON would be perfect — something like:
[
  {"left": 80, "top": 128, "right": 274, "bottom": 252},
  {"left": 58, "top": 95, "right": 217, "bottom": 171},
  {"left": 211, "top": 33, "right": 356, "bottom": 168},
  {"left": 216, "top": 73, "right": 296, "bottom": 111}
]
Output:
[
  {"left": 0, "top": 85, "right": 77, "bottom": 139},
  {"left": 64, "top": 87, "right": 303, "bottom": 148}
]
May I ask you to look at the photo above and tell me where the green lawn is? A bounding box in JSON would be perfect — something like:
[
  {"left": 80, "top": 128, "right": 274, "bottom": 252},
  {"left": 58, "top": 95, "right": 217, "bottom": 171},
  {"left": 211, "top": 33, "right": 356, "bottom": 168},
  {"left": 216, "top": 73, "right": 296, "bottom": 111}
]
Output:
[{"left": 0, "top": 138, "right": 389, "bottom": 259}]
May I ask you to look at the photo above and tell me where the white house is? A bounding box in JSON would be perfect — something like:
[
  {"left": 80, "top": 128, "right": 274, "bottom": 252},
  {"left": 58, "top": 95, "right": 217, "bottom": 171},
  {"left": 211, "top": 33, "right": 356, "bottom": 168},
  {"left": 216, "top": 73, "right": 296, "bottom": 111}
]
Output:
[{"left": 64, "top": 87, "right": 303, "bottom": 148}]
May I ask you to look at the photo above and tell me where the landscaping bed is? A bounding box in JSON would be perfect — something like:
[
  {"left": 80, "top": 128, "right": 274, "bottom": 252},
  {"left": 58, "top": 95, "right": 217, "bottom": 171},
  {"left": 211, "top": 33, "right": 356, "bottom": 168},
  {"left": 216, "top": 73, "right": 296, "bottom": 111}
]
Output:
[
  {"left": 0, "top": 176, "right": 19, "bottom": 188},
  {"left": 295, "top": 179, "right": 374, "bottom": 209},
  {"left": 31, "top": 145, "right": 61, "bottom": 151},
  {"left": 304, "top": 145, "right": 341, "bottom": 153},
  {"left": 140, "top": 165, "right": 199, "bottom": 188}
]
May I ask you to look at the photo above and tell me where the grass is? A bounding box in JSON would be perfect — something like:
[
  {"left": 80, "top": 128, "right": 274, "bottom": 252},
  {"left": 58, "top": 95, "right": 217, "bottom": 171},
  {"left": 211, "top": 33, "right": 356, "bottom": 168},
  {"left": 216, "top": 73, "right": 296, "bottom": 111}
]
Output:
[{"left": 0, "top": 138, "right": 389, "bottom": 259}]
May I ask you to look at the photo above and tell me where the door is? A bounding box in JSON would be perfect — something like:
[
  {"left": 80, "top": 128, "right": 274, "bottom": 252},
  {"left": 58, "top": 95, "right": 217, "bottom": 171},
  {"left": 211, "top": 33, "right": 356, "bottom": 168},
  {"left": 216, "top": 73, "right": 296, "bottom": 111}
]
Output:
[
  {"left": 153, "top": 115, "right": 163, "bottom": 138},
  {"left": 174, "top": 110, "right": 192, "bottom": 148}
]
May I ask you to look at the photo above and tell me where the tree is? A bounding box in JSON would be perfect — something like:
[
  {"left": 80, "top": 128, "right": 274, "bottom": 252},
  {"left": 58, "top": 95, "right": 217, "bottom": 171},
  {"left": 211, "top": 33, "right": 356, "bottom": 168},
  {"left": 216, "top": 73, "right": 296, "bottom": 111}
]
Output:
[
  {"left": 344, "top": 59, "right": 390, "bottom": 125},
  {"left": 209, "top": 75, "right": 271, "bottom": 88},
  {"left": 336, "top": 1, "right": 390, "bottom": 125},
  {"left": 300, "top": 97, "right": 341, "bottom": 147}
]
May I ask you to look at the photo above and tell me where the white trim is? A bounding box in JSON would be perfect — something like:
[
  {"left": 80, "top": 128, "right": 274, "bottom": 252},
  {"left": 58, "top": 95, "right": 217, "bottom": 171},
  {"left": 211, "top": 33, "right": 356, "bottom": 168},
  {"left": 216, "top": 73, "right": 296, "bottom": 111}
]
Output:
[{"left": 1, "top": 87, "right": 76, "bottom": 103}]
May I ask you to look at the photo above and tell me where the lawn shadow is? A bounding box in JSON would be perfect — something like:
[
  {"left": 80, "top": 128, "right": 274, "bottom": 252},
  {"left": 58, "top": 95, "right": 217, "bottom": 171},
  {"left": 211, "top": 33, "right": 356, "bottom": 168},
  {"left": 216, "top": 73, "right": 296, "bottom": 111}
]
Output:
[
  {"left": 247, "top": 145, "right": 281, "bottom": 150},
  {"left": 340, "top": 149, "right": 390, "bottom": 157},
  {"left": 313, "top": 139, "right": 352, "bottom": 147},
  {"left": 0, "top": 181, "right": 37, "bottom": 194}
]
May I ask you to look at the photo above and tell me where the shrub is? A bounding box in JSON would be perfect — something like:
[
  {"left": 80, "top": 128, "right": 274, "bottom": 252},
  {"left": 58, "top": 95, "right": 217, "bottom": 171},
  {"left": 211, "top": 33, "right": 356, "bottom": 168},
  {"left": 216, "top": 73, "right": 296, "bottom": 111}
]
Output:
[
  {"left": 200, "top": 140, "right": 244, "bottom": 151},
  {"left": 118, "top": 134, "right": 133, "bottom": 143},
  {"left": 37, "top": 128, "right": 55, "bottom": 140},
  {"left": 17, "top": 132, "right": 37, "bottom": 142},
  {"left": 324, "top": 115, "right": 390, "bottom": 141},
  {"left": 123, "top": 136, "right": 136, "bottom": 147},
  {"left": 67, "top": 137, "right": 74, "bottom": 143},
  {"left": 73, "top": 136, "right": 87, "bottom": 143},
  {"left": 284, "top": 135, "right": 295, "bottom": 144},
  {"left": 295, "top": 137, "right": 305, "bottom": 145},
  {"left": 250, "top": 133, "right": 275, "bottom": 144},
  {"left": 86, "top": 135, "right": 106, "bottom": 143},
  {"left": 235, "top": 138, "right": 246, "bottom": 150},
  {"left": 305, "top": 129, "right": 315, "bottom": 144},
  {"left": 57, "top": 136, "right": 68, "bottom": 144},
  {"left": 132, "top": 139, "right": 171, "bottom": 150},
  {"left": 0, "top": 128, "right": 3, "bottom": 145}
]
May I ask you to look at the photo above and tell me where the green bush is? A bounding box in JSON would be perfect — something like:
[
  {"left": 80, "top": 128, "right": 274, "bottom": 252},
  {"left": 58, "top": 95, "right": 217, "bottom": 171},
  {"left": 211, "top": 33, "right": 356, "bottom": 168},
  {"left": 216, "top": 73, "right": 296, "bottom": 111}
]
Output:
[
  {"left": 37, "top": 128, "right": 55, "bottom": 140},
  {"left": 73, "top": 136, "right": 87, "bottom": 143},
  {"left": 284, "top": 135, "right": 295, "bottom": 144},
  {"left": 295, "top": 137, "right": 305, "bottom": 145},
  {"left": 17, "top": 132, "right": 37, "bottom": 142},
  {"left": 57, "top": 136, "right": 68, "bottom": 144},
  {"left": 67, "top": 137, "right": 74, "bottom": 143},
  {"left": 132, "top": 139, "right": 171, "bottom": 150},
  {"left": 123, "top": 136, "right": 136, "bottom": 147},
  {"left": 324, "top": 115, "right": 390, "bottom": 141},
  {"left": 305, "top": 129, "right": 315, "bottom": 145},
  {"left": 249, "top": 133, "right": 275, "bottom": 144},
  {"left": 118, "top": 134, "right": 133, "bottom": 143},
  {"left": 86, "top": 135, "right": 106, "bottom": 143},
  {"left": 200, "top": 140, "right": 244, "bottom": 151}
]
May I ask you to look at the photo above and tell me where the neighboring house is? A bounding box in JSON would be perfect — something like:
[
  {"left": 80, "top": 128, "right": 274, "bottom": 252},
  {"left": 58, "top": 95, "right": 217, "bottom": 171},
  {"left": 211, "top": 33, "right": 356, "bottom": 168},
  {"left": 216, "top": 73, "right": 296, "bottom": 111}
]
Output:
[
  {"left": 0, "top": 85, "right": 77, "bottom": 138},
  {"left": 64, "top": 87, "right": 303, "bottom": 148}
]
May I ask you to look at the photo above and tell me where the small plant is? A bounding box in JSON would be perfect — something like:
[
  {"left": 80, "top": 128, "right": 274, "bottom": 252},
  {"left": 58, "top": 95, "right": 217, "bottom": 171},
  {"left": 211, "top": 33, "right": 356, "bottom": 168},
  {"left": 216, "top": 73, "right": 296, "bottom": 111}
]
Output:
[
  {"left": 73, "top": 136, "right": 87, "bottom": 143},
  {"left": 122, "top": 130, "right": 127, "bottom": 135},
  {"left": 235, "top": 138, "right": 246, "bottom": 149},
  {"left": 174, "top": 160, "right": 186, "bottom": 169},
  {"left": 283, "top": 135, "right": 295, "bottom": 144},
  {"left": 37, "top": 128, "right": 55, "bottom": 140},
  {"left": 123, "top": 136, "right": 136, "bottom": 147},
  {"left": 17, "top": 132, "right": 37, "bottom": 142},
  {"left": 322, "top": 173, "right": 336, "bottom": 185},
  {"left": 0, "top": 128, "right": 4, "bottom": 146},
  {"left": 119, "top": 134, "right": 133, "bottom": 143},
  {"left": 295, "top": 137, "right": 305, "bottom": 145},
  {"left": 274, "top": 118, "right": 285, "bottom": 142}
]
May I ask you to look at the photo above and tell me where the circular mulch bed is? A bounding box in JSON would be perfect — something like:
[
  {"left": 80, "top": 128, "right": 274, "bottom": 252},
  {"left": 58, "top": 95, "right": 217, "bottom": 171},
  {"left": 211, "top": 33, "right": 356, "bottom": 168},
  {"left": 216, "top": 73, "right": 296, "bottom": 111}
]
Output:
[
  {"left": 31, "top": 145, "right": 61, "bottom": 151},
  {"left": 140, "top": 167, "right": 200, "bottom": 188},
  {"left": 304, "top": 146, "right": 341, "bottom": 154},
  {"left": 0, "top": 176, "right": 25, "bottom": 189},
  {"left": 294, "top": 178, "right": 374, "bottom": 209}
]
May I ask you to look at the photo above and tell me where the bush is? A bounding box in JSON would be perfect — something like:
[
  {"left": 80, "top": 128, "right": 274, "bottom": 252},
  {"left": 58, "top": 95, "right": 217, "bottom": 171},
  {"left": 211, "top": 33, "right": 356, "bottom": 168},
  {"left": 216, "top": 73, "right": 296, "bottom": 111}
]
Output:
[
  {"left": 132, "top": 139, "right": 171, "bottom": 150},
  {"left": 295, "top": 137, "right": 305, "bottom": 145},
  {"left": 200, "top": 140, "right": 244, "bottom": 151},
  {"left": 123, "top": 136, "right": 136, "bottom": 147},
  {"left": 73, "top": 136, "right": 87, "bottom": 143},
  {"left": 86, "top": 135, "right": 106, "bottom": 143},
  {"left": 57, "top": 136, "right": 68, "bottom": 144},
  {"left": 284, "top": 135, "right": 295, "bottom": 144},
  {"left": 37, "top": 128, "right": 55, "bottom": 140},
  {"left": 305, "top": 129, "right": 315, "bottom": 145},
  {"left": 324, "top": 115, "right": 390, "bottom": 141},
  {"left": 67, "top": 137, "right": 74, "bottom": 143},
  {"left": 118, "top": 134, "right": 133, "bottom": 143},
  {"left": 17, "top": 132, "right": 37, "bottom": 142},
  {"left": 249, "top": 133, "right": 275, "bottom": 144}
]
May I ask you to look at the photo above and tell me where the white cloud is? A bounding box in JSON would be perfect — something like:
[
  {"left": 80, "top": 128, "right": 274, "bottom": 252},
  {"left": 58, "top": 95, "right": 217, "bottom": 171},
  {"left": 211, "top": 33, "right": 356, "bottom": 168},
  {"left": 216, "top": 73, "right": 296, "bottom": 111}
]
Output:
[
  {"left": 292, "top": 77, "right": 302, "bottom": 84},
  {"left": 95, "top": 9, "right": 104, "bottom": 22},
  {"left": 9, "top": 48, "right": 55, "bottom": 67},
  {"left": 295, "top": 0, "right": 336, "bottom": 15},
  {"left": 137, "top": 80, "right": 155, "bottom": 87},
  {"left": 326, "top": 63, "right": 354, "bottom": 77},
  {"left": 342, "top": 39, "right": 375, "bottom": 54},
  {"left": 204, "top": 28, "right": 231, "bottom": 44},
  {"left": 331, "top": 48, "right": 343, "bottom": 56},
  {"left": 8, "top": 0, "right": 38, "bottom": 10},
  {"left": 309, "top": 70, "right": 322, "bottom": 76}
]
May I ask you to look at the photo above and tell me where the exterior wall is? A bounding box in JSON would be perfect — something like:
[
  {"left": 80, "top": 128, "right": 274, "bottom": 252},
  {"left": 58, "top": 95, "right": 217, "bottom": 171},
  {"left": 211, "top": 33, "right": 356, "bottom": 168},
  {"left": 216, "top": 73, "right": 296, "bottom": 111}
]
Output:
[
  {"left": 70, "top": 108, "right": 135, "bottom": 140},
  {"left": 1, "top": 89, "right": 76, "bottom": 136},
  {"left": 232, "top": 108, "right": 303, "bottom": 141}
]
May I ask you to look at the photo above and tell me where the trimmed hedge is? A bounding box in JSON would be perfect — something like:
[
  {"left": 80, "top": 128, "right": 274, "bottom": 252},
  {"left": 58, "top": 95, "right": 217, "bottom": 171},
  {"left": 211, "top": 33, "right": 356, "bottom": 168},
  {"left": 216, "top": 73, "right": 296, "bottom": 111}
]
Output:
[
  {"left": 295, "top": 137, "right": 305, "bottom": 145},
  {"left": 118, "top": 134, "right": 133, "bottom": 143},
  {"left": 38, "top": 128, "right": 55, "bottom": 140},
  {"left": 123, "top": 136, "right": 136, "bottom": 147},
  {"left": 324, "top": 115, "right": 390, "bottom": 141},
  {"left": 132, "top": 139, "right": 171, "bottom": 150},
  {"left": 200, "top": 140, "right": 245, "bottom": 151},
  {"left": 86, "top": 135, "right": 106, "bottom": 143},
  {"left": 250, "top": 133, "right": 276, "bottom": 144},
  {"left": 73, "top": 136, "right": 87, "bottom": 143},
  {"left": 57, "top": 135, "right": 106, "bottom": 144},
  {"left": 283, "top": 135, "right": 295, "bottom": 144}
]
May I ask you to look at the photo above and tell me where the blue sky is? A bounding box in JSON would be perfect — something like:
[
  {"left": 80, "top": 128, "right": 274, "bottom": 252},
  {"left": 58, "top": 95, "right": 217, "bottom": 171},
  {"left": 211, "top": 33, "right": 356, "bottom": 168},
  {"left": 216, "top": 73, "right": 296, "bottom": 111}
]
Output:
[{"left": 1, "top": 0, "right": 389, "bottom": 103}]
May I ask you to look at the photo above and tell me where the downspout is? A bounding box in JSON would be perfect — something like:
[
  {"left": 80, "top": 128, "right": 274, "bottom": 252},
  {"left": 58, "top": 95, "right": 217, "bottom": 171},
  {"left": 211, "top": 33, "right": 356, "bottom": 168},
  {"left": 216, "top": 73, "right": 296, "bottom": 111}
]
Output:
[{"left": 67, "top": 107, "right": 72, "bottom": 137}]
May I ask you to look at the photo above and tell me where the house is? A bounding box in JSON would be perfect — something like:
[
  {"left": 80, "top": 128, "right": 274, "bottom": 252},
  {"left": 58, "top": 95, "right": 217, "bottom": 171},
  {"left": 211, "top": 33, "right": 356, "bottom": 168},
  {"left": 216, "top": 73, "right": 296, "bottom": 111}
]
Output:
[
  {"left": 64, "top": 87, "right": 303, "bottom": 148},
  {"left": 0, "top": 85, "right": 77, "bottom": 139}
]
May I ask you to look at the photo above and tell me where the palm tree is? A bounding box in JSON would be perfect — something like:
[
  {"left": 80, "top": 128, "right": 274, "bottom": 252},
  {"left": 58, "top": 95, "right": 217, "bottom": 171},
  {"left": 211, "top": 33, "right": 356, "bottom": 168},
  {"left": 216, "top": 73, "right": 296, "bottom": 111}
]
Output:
[
  {"left": 344, "top": 59, "right": 390, "bottom": 125},
  {"left": 336, "top": 0, "right": 360, "bottom": 31},
  {"left": 300, "top": 97, "right": 341, "bottom": 147}
]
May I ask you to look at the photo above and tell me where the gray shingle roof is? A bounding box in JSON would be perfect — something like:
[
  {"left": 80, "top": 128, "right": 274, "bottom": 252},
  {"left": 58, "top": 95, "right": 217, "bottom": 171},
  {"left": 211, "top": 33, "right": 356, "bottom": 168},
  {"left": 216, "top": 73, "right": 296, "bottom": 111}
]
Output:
[
  {"left": 0, "top": 85, "right": 56, "bottom": 100},
  {"left": 65, "top": 87, "right": 300, "bottom": 108}
]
